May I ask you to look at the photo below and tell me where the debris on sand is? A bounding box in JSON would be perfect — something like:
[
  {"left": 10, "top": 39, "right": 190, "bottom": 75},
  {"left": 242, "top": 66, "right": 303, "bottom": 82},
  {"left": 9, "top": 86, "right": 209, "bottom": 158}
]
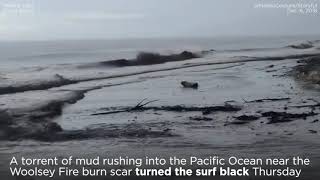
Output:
[
  {"left": 189, "top": 116, "right": 213, "bottom": 121},
  {"left": 265, "top": 64, "right": 277, "bottom": 73},
  {"left": 227, "top": 113, "right": 260, "bottom": 125},
  {"left": 243, "top": 97, "right": 290, "bottom": 103},
  {"left": 228, "top": 121, "right": 249, "bottom": 125},
  {"left": 267, "top": 64, "right": 275, "bottom": 68},
  {"left": 289, "top": 103, "right": 320, "bottom": 108},
  {"left": 311, "top": 119, "right": 319, "bottom": 123},
  {"left": 235, "top": 114, "right": 260, "bottom": 121},
  {"left": 91, "top": 99, "right": 159, "bottom": 115},
  {"left": 181, "top": 81, "right": 199, "bottom": 89},
  {"left": 261, "top": 111, "right": 318, "bottom": 124},
  {"left": 308, "top": 130, "right": 317, "bottom": 134},
  {"left": 92, "top": 101, "right": 241, "bottom": 116}
]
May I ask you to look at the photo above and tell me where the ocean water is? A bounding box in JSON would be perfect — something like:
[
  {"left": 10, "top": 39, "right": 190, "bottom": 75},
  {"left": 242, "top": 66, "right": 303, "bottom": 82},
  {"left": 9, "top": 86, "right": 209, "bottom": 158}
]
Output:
[{"left": 0, "top": 35, "right": 319, "bottom": 69}]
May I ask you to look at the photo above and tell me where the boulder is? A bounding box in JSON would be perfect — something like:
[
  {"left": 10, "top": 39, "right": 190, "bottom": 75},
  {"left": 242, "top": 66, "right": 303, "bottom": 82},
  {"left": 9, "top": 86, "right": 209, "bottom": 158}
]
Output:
[{"left": 181, "top": 81, "right": 199, "bottom": 89}]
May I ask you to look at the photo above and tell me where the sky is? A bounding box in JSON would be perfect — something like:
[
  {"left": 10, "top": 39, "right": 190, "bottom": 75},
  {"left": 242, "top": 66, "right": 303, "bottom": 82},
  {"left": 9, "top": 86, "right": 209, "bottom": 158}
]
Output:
[{"left": 0, "top": 0, "right": 319, "bottom": 41}]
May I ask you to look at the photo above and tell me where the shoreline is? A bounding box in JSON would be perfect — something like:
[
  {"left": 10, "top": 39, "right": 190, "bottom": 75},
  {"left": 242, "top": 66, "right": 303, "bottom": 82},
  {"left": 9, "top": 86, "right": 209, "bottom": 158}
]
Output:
[{"left": 0, "top": 40, "right": 320, "bottom": 179}]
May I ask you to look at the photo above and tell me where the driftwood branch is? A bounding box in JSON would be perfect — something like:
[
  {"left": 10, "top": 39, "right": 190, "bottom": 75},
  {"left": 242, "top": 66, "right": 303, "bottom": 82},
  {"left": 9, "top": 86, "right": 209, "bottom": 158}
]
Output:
[
  {"left": 244, "top": 97, "right": 290, "bottom": 103},
  {"left": 92, "top": 99, "right": 159, "bottom": 116},
  {"left": 91, "top": 103, "right": 241, "bottom": 116},
  {"left": 289, "top": 103, "right": 320, "bottom": 108},
  {"left": 132, "top": 99, "right": 159, "bottom": 110}
]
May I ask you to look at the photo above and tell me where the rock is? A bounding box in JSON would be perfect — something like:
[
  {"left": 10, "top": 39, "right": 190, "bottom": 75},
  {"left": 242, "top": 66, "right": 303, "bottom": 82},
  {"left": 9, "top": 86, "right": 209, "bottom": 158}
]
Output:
[{"left": 181, "top": 81, "right": 199, "bottom": 89}]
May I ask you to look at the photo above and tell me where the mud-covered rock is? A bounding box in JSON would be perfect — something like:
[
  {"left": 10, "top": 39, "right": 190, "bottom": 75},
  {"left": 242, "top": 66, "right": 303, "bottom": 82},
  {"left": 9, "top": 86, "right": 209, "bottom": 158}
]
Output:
[{"left": 181, "top": 81, "right": 199, "bottom": 89}]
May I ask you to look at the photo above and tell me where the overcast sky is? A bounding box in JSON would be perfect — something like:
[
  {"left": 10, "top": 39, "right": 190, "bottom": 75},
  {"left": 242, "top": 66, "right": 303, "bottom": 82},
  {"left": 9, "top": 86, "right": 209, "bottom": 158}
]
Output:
[{"left": 0, "top": 0, "right": 319, "bottom": 40}]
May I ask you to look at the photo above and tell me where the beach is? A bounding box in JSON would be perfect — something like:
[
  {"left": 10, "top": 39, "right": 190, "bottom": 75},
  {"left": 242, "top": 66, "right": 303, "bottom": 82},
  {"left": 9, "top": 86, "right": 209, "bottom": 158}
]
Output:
[{"left": 0, "top": 37, "right": 320, "bottom": 179}]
